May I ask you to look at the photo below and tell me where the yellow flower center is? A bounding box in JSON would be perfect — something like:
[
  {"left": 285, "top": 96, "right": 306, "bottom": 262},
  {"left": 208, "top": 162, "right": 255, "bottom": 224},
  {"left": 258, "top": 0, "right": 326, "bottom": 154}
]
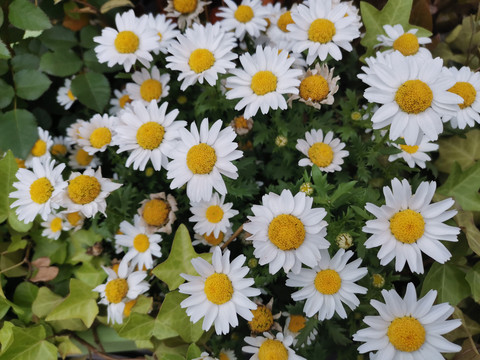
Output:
[
  {"left": 133, "top": 234, "right": 150, "bottom": 252},
  {"left": 67, "top": 175, "right": 101, "bottom": 205},
  {"left": 114, "top": 31, "right": 139, "bottom": 54},
  {"left": 308, "top": 19, "right": 336, "bottom": 44},
  {"left": 299, "top": 75, "right": 329, "bottom": 102},
  {"left": 204, "top": 273, "right": 233, "bottom": 305},
  {"left": 173, "top": 0, "right": 197, "bottom": 14},
  {"left": 136, "top": 122, "right": 165, "bottom": 150},
  {"left": 387, "top": 316, "right": 426, "bottom": 352},
  {"left": 142, "top": 199, "right": 170, "bottom": 226},
  {"left": 67, "top": 89, "right": 76, "bottom": 101},
  {"left": 119, "top": 94, "right": 132, "bottom": 109},
  {"left": 351, "top": 111, "right": 362, "bottom": 120},
  {"left": 389, "top": 209, "right": 425, "bottom": 244},
  {"left": 277, "top": 11, "right": 294, "bottom": 32},
  {"left": 234, "top": 116, "right": 248, "bottom": 128},
  {"left": 258, "top": 339, "right": 288, "bottom": 360},
  {"left": 75, "top": 148, "right": 93, "bottom": 166},
  {"left": 288, "top": 315, "right": 306, "bottom": 333},
  {"left": 219, "top": 353, "right": 229, "bottom": 360},
  {"left": 51, "top": 144, "right": 67, "bottom": 156},
  {"left": 399, "top": 144, "right": 419, "bottom": 154},
  {"left": 105, "top": 278, "right": 128, "bottom": 304},
  {"left": 234, "top": 5, "right": 254, "bottom": 23},
  {"left": 189, "top": 48, "right": 216, "bottom": 74},
  {"left": 112, "top": 263, "right": 120, "bottom": 274},
  {"left": 15, "top": 158, "right": 26, "bottom": 168},
  {"left": 30, "top": 177, "right": 54, "bottom": 204},
  {"left": 186, "top": 143, "right": 217, "bottom": 174},
  {"left": 448, "top": 81, "right": 477, "bottom": 109},
  {"left": 205, "top": 205, "right": 224, "bottom": 223},
  {"left": 392, "top": 33, "right": 420, "bottom": 56},
  {"left": 140, "top": 79, "right": 163, "bottom": 102},
  {"left": 203, "top": 232, "right": 225, "bottom": 246},
  {"left": 308, "top": 142, "right": 334, "bottom": 167},
  {"left": 314, "top": 269, "right": 342, "bottom": 295},
  {"left": 123, "top": 299, "right": 137, "bottom": 317},
  {"left": 268, "top": 214, "right": 306, "bottom": 251},
  {"left": 66, "top": 211, "right": 82, "bottom": 226},
  {"left": 251, "top": 71, "right": 277, "bottom": 96},
  {"left": 249, "top": 305, "right": 274, "bottom": 333},
  {"left": 31, "top": 139, "right": 47, "bottom": 157},
  {"left": 50, "top": 217, "right": 62, "bottom": 233},
  {"left": 90, "top": 127, "right": 112, "bottom": 149},
  {"left": 372, "top": 273, "right": 385, "bottom": 288},
  {"left": 395, "top": 80, "right": 433, "bottom": 114}
]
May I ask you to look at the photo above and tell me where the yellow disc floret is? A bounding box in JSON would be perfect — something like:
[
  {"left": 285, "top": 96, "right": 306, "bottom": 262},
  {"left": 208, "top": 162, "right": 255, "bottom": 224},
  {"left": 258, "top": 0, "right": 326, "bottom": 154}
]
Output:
[
  {"left": 204, "top": 273, "right": 233, "bottom": 305},
  {"left": 248, "top": 305, "right": 274, "bottom": 333},
  {"left": 67, "top": 89, "right": 76, "bottom": 101},
  {"left": 136, "top": 122, "right": 165, "bottom": 150},
  {"left": 234, "top": 5, "right": 254, "bottom": 23},
  {"left": 142, "top": 199, "right": 169, "bottom": 226},
  {"left": 133, "top": 234, "right": 150, "bottom": 252},
  {"left": 399, "top": 144, "right": 419, "bottom": 154},
  {"left": 186, "top": 143, "right": 217, "bottom": 174},
  {"left": 268, "top": 214, "right": 306, "bottom": 251},
  {"left": 123, "top": 299, "right": 137, "bottom": 317},
  {"left": 51, "top": 144, "right": 67, "bottom": 156},
  {"left": 31, "top": 139, "right": 47, "bottom": 157},
  {"left": 119, "top": 94, "right": 132, "bottom": 109},
  {"left": 203, "top": 231, "right": 225, "bottom": 246},
  {"left": 314, "top": 269, "right": 342, "bottom": 295},
  {"left": 15, "top": 158, "right": 26, "bottom": 168},
  {"left": 66, "top": 211, "right": 82, "bottom": 226},
  {"left": 30, "top": 177, "right": 54, "bottom": 204},
  {"left": 392, "top": 33, "right": 420, "bottom": 56},
  {"left": 189, "top": 49, "right": 216, "bottom": 73},
  {"left": 114, "top": 31, "right": 139, "bottom": 54},
  {"left": 105, "top": 278, "right": 129, "bottom": 304},
  {"left": 173, "top": 0, "right": 197, "bottom": 14},
  {"left": 140, "top": 79, "right": 163, "bottom": 102},
  {"left": 288, "top": 315, "right": 306, "bottom": 333},
  {"left": 75, "top": 148, "right": 93, "bottom": 166},
  {"left": 67, "top": 175, "right": 101, "bottom": 205},
  {"left": 390, "top": 209, "right": 425, "bottom": 244},
  {"left": 299, "top": 75, "right": 329, "bottom": 102},
  {"left": 251, "top": 71, "right": 277, "bottom": 96},
  {"left": 258, "top": 339, "right": 288, "bottom": 360},
  {"left": 50, "top": 217, "right": 62, "bottom": 232},
  {"left": 387, "top": 316, "right": 426, "bottom": 352},
  {"left": 234, "top": 116, "right": 248, "bottom": 129},
  {"left": 448, "top": 81, "right": 477, "bottom": 109},
  {"left": 395, "top": 80, "right": 433, "bottom": 114},
  {"left": 308, "top": 142, "right": 334, "bottom": 167},
  {"left": 90, "top": 127, "right": 112, "bottom": 149},
  {"left": 206, "top": 205, "right": 224, "bottom": 223},
  {"left": 219, "top": 353, "right": 229, "bottom": 360},
  {"left": 308, "top": 18, "right": 336, "bottom": 43},
  {"left": 277, "top": 11, "right": 294, "bottom": 32}
]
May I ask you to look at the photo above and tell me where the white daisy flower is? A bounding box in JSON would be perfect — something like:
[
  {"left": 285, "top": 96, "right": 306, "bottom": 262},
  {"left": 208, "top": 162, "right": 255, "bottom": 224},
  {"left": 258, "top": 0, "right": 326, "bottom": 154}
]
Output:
[
  {"left": 93, "top": 10, "right": 158, "bottom": 72},
  {"left": 225, "top": 46, "right": 302, "bottom": 119},
  {"left": 65, "top": 119, "right": 87, "bottom": 147},
  {"left": 363, "top": 178, "right": 460, "bottom": 273},
  {"left": 126, "top": 66, "right": 170, "bottom": 105},
  {"left": 283, "top": 313, "right": 318, "bottom": 347},
  {"left": 166, "top": 22, "right": 237, "bottom": 91},
  {"left": 192, "top": 227, "right": 233, "bottom": 250},
  {"left": 193, "top": 352, "right": 217, "bottom": 360},
  {"left": 68, "top": 146, "right": 100, "bottom": 170},
  {"left": 288, "top": 1, "right": 361, "bottom": 64},
  {"left": 164, "top": 0, "right": 210, "bottom": 29},
  {"left": 353, "top": 282, "right": 462, "bottom": 359},
  {"left": 296, "top": 129, "right": 349, "bottom": 172},
  {"left": 244, "top": 189, "right": 329, "bottom": 275},
  {"left": 190, "top": 193, "right": 238, "bottom": 238},
  {"left": 179, "top": 246, "right": 261, "bottom": 335},
  {"left": 137, "top": 192, "right": 178, "bottom": 234},
  {"left": 286, "top": 249, "right": 368, "bottom": 320},
  {"left": 376, "top": 24, "right": 432, "bottom": 58},
  {"left": 50, "top": 136, "right": 70, "bottom": 158},
  {"left": 167, "top": 118, "right": 243, "bottom": 202},
  {"left": 114, "top": 101, "right": 186, "bottom": 171},
  {"left": 248, "top": 297, "right": 282, "bottom": 334},
  {"left": 443, "top": 66, "right": 480, "bottom": 129},
  {"left": 60, "top": 210, "right": 85, "bottom": 232},
  {"left": 243, "top": 332, "right": 305, "bottom": 360},
  {"left": 94, "top": 260, "right": 149, "bottom": 325},
  {"left": 25, "top": 128, "right": 53, "bottom": 168},
  {"left": 10, "top": 158, "right": 67, "bottom": 223},
  {"left": 56, "top": 77, "right": 76, "bottom": 110},
  {"left": 218, "top": 0, "right": 269, "bottom": 40},
  {"left": 388, "top": 139, "right": 439, "bottom": 169},
  {"left": 266, "top": 6, "right": 296, "bottom": 50},
  {"left": 77, "top": 114, "right": 117, "bottom": 155},
  {"left": 41, "top": 213, "right": 64, "bottom": 240},
  {"left": 59, "top": 167, "right": 122, "bottom": 218},
  {"left": 109, "top": 89, "right": 132, "bottom": 116},
  {"left": 115, "top": 215, "right": 162, "bottom": 270},
  {"left": 147, "top": 13, "right": 180, "bottom": 55},
  {"left": 359, "top": 51, "right": 462, "bottom": 145},
  {"left": 218, "top": 349, "right": 236, "bottom": 360}
]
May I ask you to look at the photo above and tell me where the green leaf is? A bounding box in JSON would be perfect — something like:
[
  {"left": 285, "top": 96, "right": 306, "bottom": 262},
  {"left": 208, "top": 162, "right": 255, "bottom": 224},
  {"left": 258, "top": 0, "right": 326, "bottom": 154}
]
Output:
[
  {"left": 100, "top": 0, "right": 134, "bottom": 13},
  {"left": 8, "top": 207, "right": 33, "bottom": 233},
  {"left": 0, "top": 40, "right": 10, "bottom": 60},
  {"left": 8, "top": 0, "right": 52, "bottom": 31},
  {"left": 7, "top": 236, "right": 27, "bottom": 253},
  {"left": 74, "top": 261, "right": 107, "bottom": 288},
  {"left": 45, "top": 278, "right": 98, "bottom": 327},
  {"left": 55, "top": 336, "right": 82, "bottom": 359},
  {"left": 40, "top": 50, "right": 82, "bottom": 77},
  {"left": 14, "top": 69, "right": 51, "bottom": 100},
  {"left": 0, "top": 322, "right": 15, "bottom": 354},
  {"left": 0, "top": 8, "right": 3, "bottom": 27},
  {"left": 437, "top": 162, "right": 480, "bottom": 212},
  {"left": 455, "top": 211, "right": 480, "bottom": 256},
  {"left": 0, "top": 79, "right": 14, "bottom": 109},
  {"left": 67, "top": 229, "right": 102, "bottom": 264},
  {"left": 466, "top": 262, "right": 480, "bottom": 303},
  {"left": 33, "top": 236, "right": 67, "bottom": 264},
  {"left": 32, "top": 287, "right": 64, "bottom": 318},
  {"left": 153, "top": 224, "right": 212, "bottom": 291},
  {"left": 421, "top": 263, "right": 470, "bottom": 305},
  {"left": 80, "top": 26, "right": 99, "bottom": 48},
  {"left": 0, "top": 325, "right": 57, "bottom": 360},
  {"left": 12, "top": 282, "right": 38, "bottom": 323},
  {"left": 131, "top": 295, "right": 153, "bottom": 315},
  {"left": 11, "top": 54, "right": 40, "bottom": 72},
  {"left": 435, "top": 130, "right": 480, "bottom": 173},
  {"left": 0, "top": 151, "right": 17, "bottom": 223},
  {"left": 71, "top": 72, "right": 110, "bottom": 112},
  {"left": 115, "top": 313, "right": 155, "bottom": 340},
  {"left": 186, "top": 343, "right": 202, "bottom": 360},
  {"left": 38, "top": 25, "right": 77, "bottom": 50}
]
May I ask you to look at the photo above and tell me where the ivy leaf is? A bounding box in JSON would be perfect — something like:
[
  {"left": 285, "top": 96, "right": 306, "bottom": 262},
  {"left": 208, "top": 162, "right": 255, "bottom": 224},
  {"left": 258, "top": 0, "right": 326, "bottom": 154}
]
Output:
[
  {"left": 435, "top": 129, "right": 480, "bottom": 173},
  {"left": 32, "top": 287, "right": 64, "bottom": 318},
  {"left": 455, "top": 210, "right": 480, "bottom": 256},
  {"left": 0, "top": 151, "right": 17, "bottom": 224},
  {"left": 14, "top": 69, "right": 51, "bottom": 100},
  {"left": 55, "top": 336, "right": 82, "bottom": 359},
  {"left": 71, "top": 72, "right": 110, "bottom": 112},
  {"left": 115, "top": 313, "right": 155, "bottom": 340},
  {"left": 12, "top": 282, "right": 38, "bottom": 323},
  {"left": 421, "top": 263, "right": 470, "bottom": 305},
  {"left": 8, "top": 0, "right": 52, "bottom": 31},
  {"left": 73, "top": 261, "right": 107, "bottom": 288},
  {"left": 465, "top": 262, "right": 480, "bottom": 303},
  {"left": 186, "top": 343, "right": 202, "bottom": 360},
  {"left": 40, "top": 50, "right": 83, "bottom": 77},
  {"left": 0, "top": 109, "right": 38, "bottom": 159},
  {"left": 153, "top": 224, "right": 212, "bottom": 291},
  {"left": 0, "top": 325, "right": 57, "bottom": 360}
]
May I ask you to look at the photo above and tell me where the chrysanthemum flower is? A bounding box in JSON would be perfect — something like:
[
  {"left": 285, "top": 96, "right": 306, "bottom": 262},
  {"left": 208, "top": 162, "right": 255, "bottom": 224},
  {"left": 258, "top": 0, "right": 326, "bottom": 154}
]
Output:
[
  {"left": 137, "top": 192, "right": 177, "bottom": 234},
  {"left": 114, "top": 101, "right": 186, "bottom": 171},
  {"left": 179, "top": 246, "right": 261, "bottom": 335},
  {"left": 388, "top": 138, "right": 439, "bottom": 169},
  {"left": 286, "top": 249, "right": 367, "bottom": 320},
  {"left": 164, "top": 0, "right": 210, "bottom": 29},
  {"left": 77, "top": 114, "right": 117, "bottom": 155},
  {"left": 25, "top": 128, "right": 53, "bottom": 168},
  {"left": 126, "top": 66, "right": 170, "bottom": 105},
  {"left": 68, "top": 146, "right": 100, "bottom": 170},
  {"left": 248, "top": 298, "right": 282, "bottom": 334},
  {"left": 109, "top": 89, "right": 132, "bottom": 116},
  {"left": 50, "top": 136, "right": 70, "bottom": 158},
  {"left": 60, "top": 210, "right": 85, "bottom": 232},
  {"left": 243, "top": 332, "right": 305, "bottom": 360},
  {"left": 353, "top": 283, "right": 462, "bottom": 359},
  {"left": 147, "top": 13, "right": 180, "bottom": 55},
  {"left": 266, "top": 7, "right": 296, "bottom": 50},
  {"left": 56, "top": 77, "right": 76, "bottom": 110},
  {"left": 65, "top": 119, "right": 87, "bottom": 147},
  {"left": 166, "top": 22, "right": 237, "bottom": 91},
  {"left": 10, "top": 158, "right": 67, "bottom": 223},
  {"left": 218, "top": 0, "right": 268, "bottom": 40},
  {"left": 218, "top": 349, "right": 236, "bottom": 360},
  {"left": 283, "top": 313, "right": 318, "bottom": 347},
  {"left": 376, "top": 24, "right": 432, "bottom": 58},
  {"left": 167, "top": 118, "right": 243, "bottom": 202},
  {"left": 41, "top": 213, "right": 64, "bottom": 240},
  {"left": 244, "top": 189, "right": 329, "bottom": 274},
  {"left": 193, "top": 227, "right": 232, "bottom": 249},
  {"left": 363, "top": 178, "right": 460, "bottom": 273},
  {"left": 225, "top": 46, "right": 302, "bottom": 119},
  {"left": 296, "top": 129, "right": 349, "bottom": 172},
  {"left": 94, "top": 10, "right": 158, "bottom": 72}
]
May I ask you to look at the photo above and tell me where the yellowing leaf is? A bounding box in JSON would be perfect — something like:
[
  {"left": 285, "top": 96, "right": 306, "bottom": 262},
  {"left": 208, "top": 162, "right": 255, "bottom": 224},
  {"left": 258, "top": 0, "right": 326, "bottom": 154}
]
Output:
[{"left": 100, "top": 0, "right": 133, "bottom": 14}]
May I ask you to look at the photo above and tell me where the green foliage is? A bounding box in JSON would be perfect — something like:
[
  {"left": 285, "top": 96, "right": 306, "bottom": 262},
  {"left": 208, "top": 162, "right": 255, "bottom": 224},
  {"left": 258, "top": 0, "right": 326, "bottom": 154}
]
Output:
[
  {"left": 40, "top": 50, "right": 83, "bottom": 77},
  {"left": 0, "top": 109, "right": 38, "bottom": 159},
  {"left": 38, "top": 25, "right": 77, "bottom": 50},
  {"left": 0, "top": 79, "right": 14, "bottom": 108},
  {"left": 436, "top": 129, "right": 480, "bottom": 173},
  {"left": 465, "top": 263, "right": 480, "bottom": 303},
  {"left": 438, "top": 162, "right": 480, "bottom": 212},
  {"left": 455, "top": 211, "right": 480, "bottom": 256},
  {"left": 8, "top": 0, "right": 51, "bottom": 31},
  {"left": 14, "top": 69, "right": 51, "bottom": 100},
  {"left": 71, "top": 72, "right": 111, "bottom": 112},
  {"left": 421, "top": 263, "right": 471, "bottom": 305},
  {"left": 0, "top": 325, "right": 57, "bottom": 360},
  {"left": 0, "top": 151, "right": 17, "bottom": 224}
]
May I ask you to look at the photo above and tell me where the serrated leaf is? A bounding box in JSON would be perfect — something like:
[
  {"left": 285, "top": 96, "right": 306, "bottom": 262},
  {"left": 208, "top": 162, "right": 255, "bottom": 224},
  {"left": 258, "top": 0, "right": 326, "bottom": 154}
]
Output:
[
  {"left": 32, "top": 287, "right": 64, "bottom": 318},
  {"left": 0, "top": 151, "right": 17, "bottom": 223},
  {"left": 435, "top": 129, "right": 480, "bottom": 173},
  {"left": 71, "top": 72, "right": 110, "bottom": 112},
  {"left": 421, "top": 263, "right": 470, "bottom": 305},
  {"left": 115, "top": 313, "right": 155, "bottom": 340},
  {"left": 0, "top": 326, "right": 57, "bottom": 360},
  {"left": 14, "top": 69, "right": 51, "bottom": 100},
  {"left": 100, "top": 0, "right": 134, "bottom": 13},
  {"left": 8, "top": 0, "right": 52, "bottom": 31},
  {"left": 40, "top": 50, "right": 82, "bottom": 77},
  {"left": 466, "top": 263, "right": 480, "bottom": 303},
  {"left": 38, "top": 25, "right": 77, "bottom": 50}
]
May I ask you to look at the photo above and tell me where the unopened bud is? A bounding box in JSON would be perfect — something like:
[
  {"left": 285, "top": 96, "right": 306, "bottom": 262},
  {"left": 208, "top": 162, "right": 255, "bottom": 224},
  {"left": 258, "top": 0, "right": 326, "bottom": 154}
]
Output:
[{"left": 336, "top": 233, "right": 353, "bottom": 249}]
